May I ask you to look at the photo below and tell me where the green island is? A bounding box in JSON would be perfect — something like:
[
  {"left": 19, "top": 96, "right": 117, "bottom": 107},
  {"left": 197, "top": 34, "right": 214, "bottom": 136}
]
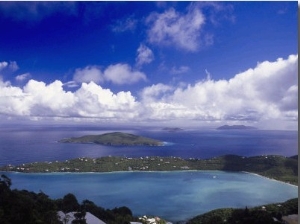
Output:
[
  {"left": 58, "top": 132, "right": 164, "bottom": 146},
  {"left": 1, "top": 154, "right": 297, "bottom": 185}
]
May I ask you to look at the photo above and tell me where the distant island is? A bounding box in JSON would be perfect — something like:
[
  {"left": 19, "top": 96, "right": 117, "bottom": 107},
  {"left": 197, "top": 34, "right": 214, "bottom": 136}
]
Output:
[
  {"left": 217, "top": 125, "right": 257, "bottom": 130},
  {"left": 59, "top": 132, "right": 164, "bottom": 146},
  {"left": 2, "top": 154, "right": 297, "bottom": 185},
  {"left": 162, "top": 127, "right": 183, "bottom": 132}
]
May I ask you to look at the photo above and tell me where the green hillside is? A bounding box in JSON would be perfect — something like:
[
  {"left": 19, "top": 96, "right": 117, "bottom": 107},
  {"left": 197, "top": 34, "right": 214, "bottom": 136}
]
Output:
[{"left": 1, "top": 154, "right": 297, "bottom": 185}]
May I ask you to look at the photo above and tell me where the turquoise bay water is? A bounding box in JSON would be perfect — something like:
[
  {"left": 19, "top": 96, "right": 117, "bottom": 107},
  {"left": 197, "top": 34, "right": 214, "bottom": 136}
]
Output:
[{"left": 6, "top": 171, "right": 298, "bottom": 222}]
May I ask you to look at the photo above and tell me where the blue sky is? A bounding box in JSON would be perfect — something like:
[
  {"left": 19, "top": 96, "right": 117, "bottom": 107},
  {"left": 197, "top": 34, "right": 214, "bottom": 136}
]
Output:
[{"left": 0, "top": 1, "right": 298, "bottom": 129}]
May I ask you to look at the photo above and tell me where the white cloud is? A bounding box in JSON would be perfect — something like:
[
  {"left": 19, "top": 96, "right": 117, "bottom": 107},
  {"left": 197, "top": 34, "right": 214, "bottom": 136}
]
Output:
[
  {"left": 146, "top": 5, "right": 205, "bottom": 51},
  {"left": 0, "top": 55, "right": 297, "bottom": 129},
  {"left": 15, "top": 73, "right": 31, "bottom": 82},
  {"left": 136, "top": 44, "right": 154, "bottom": 67},
  {"left": 0, "top": 79, "right": 138, "bottom": 120},
  {"left": 170, "top": 66, "right": 190, "bottom": 75},
  {"left": 74, "top": 82, "right": 138, "bottom": 119},
  {"left": 73, "top": 66, "right": 104, "bottom": 84},
  {"left": 73, "top": 64, "right": 147, "bottom": 86},
  {"left": 0, "top": 61, "right": 18, "bottom": 72},
  {"left": 0, "top": 2, "right": 77, "bottom": 22},
  {"left": 63, "top": 81, "right": 79, "bottom": 88},
  {"left": 140, "top": 83, "right": 173, "bottom": 103},
  {"left": 112, "top": 16, "right": 137, "bottom": 33},
  {"left": 104, "top": 63, "right": 147, "bottom": 85},
  {"left": 0, "top": 62, "right": 8, "bottom": 71},
  {"left": 8, "top": 61, "right": 19, "bottom": 72},
  {"left": 139, "top": 54, "right": 298, "bottom": 124}
]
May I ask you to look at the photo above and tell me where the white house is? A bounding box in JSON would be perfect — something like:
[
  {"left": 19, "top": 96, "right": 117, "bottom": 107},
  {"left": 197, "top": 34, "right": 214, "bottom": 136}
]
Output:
[{"left": 57, "top": 211, "right": 106, "bottom": 224}]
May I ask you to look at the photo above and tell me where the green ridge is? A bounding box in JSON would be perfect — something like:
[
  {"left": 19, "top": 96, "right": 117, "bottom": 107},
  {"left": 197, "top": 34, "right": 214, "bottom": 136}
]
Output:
[{"left": 1, "top": 154, "right": 297, "bottom": 185}]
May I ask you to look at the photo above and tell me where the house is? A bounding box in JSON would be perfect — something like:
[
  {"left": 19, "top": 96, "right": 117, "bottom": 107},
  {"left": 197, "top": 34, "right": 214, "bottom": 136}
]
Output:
[{"left": 57, "top": 211, "right": 106, "bottom": 224}]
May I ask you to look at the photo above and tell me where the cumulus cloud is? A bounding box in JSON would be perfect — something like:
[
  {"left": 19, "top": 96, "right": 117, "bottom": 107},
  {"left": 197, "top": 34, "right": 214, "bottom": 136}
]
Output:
[
  {"left": 140, "top": 83, "right": 174, "bottom": 103},
  {"left": 73, "top": 66, "right": 104, "bottom": 84},
  {"left": 15, "top": 73, "right": 31, "bottom": 82},
  {"left": 140, "top": 54, "right": 298, "bottom": 123},
  {"left": 73, "top": 64, "right": 147, "bottom": 86},
  {"left": 0, "top": 55, "right": 297, "bottom": 128},
  {"left": 146, "top": 5, "right": 205, "bottom": 51},
  {"left": 0, "top": 79, "right": 138, "bottom": 120},
  {"left": 136, "top": 44, "right": 154, "bottom": 67},
  {"left": 104, "top": 63, "right": 147, "bottom": 85}
]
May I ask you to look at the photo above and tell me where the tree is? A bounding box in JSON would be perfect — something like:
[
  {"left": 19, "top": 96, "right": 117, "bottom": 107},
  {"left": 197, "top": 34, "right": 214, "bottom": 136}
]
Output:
[{"left": 61, "top": 193, "right": 80, "bottom": 213}]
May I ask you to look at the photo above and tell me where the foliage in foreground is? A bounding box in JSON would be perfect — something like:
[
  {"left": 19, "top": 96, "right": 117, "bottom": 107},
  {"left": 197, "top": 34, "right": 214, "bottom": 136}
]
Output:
[
  {"left": 187, "top": 198, "right": 298, "bottom": 224},
  {"left": 0, "top": 174, "right": 136, "bottom": 224}
]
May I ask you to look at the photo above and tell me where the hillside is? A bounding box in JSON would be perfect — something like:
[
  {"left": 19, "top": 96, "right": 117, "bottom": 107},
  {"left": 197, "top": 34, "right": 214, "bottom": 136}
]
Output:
[
  {"left": 59, "top": 132, "right": 164, "bottom": 146},
  {"left": 1, "top": 154, "right": 297, "bottom": 185},
  {"left": 187, "top": 198, "right": 298, "bottom": 224}
]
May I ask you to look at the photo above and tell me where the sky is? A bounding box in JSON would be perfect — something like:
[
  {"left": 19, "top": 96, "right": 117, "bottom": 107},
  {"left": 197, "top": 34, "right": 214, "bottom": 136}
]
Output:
[{"left": 0, "top": 1, "right": 298, "bottom": 130}]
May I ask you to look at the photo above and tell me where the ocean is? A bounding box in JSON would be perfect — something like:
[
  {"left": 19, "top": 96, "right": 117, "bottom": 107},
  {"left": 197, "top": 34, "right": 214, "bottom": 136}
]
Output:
[
  {"left": 0, "top": 127, "right": 298, "bottom": 222},
  {"left": 0, "top": 127, "right": 297, "bottom": 166}
]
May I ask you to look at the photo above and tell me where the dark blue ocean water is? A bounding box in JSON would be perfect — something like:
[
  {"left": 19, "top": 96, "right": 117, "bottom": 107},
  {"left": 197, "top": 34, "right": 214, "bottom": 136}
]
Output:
[{"left": 0, "top": 127, "right": 297, "bottom": 166}]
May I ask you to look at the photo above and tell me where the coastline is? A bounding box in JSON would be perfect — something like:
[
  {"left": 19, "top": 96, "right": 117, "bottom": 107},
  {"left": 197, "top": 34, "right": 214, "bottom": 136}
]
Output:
[
  {"left": 1, "top": 154, "right": 297, "bottom": 186},
  {"left": 242, "top": 171, "right": 298, "bottom": 187},
  {"left": 3, "top": 169, "right": 297, "bottom": 188}
]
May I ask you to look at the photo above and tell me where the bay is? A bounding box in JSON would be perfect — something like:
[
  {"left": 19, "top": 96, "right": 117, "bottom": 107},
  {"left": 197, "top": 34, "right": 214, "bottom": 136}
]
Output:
[{"left": 5, "top": 170, "right": 298, "bottom": 222}]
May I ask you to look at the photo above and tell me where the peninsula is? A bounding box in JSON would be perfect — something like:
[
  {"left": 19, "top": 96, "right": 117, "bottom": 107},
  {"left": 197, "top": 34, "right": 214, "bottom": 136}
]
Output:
[
  {"left": 59, "top": 132, "right": 164, "bottom": 146},
  {"left": 1, "top": 154, "right": 297, "bottom": 185}
]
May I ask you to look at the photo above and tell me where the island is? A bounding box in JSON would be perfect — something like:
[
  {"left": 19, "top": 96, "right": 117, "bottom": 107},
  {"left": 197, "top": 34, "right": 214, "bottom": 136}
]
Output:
[
  {"left": 162, "top": 127, "right": 183, "bottom": 132},
  {"left": 1, "top": 154, "right": 297, "bottom": 185},
  {"left": 59, "top": 132, "right": 164, "bottom": 146},
  {"left": 217, "top": 125, "right": 257, "bottom": 130}
]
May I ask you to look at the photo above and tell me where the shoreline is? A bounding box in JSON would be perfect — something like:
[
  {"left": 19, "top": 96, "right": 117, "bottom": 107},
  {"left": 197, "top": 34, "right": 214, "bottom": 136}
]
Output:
[
  {"left": 242, "top": 171, "right": 298, "bottom": 187},
  {"left": 3, "top": 170, "right": 298, "bottom": 187},
  {"left": 1, "top": 154, "right": 297, "bottom": 187}
]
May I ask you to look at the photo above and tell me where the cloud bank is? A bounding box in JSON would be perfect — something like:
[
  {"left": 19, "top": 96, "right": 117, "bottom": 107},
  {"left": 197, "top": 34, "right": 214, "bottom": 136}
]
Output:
[{"left": 0, "top": 55, "right": 297, "bottom": 128}]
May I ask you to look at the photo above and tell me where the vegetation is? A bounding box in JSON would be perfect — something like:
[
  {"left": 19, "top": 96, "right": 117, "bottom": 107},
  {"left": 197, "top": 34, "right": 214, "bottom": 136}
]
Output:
[
  {"left": 1, "top": 154, "right": 297, "bottom": 185},
  {"left": 0, "top": 174, "right": 137, "bottom": 224},
  {"left": 59, "top": 132, "right": 164, "bottom": 146},
  {"left": 187, "top": 198, "right": 298, "bottom": 224}
]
